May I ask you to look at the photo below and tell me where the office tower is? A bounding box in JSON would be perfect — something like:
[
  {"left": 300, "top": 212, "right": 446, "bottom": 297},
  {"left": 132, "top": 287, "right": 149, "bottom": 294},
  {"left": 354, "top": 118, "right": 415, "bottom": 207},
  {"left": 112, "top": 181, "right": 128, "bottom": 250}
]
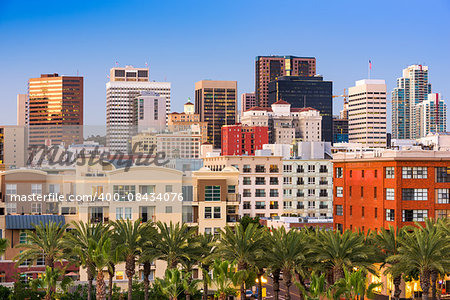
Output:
[
  {"left": 221, "top": 124, "right": 269, "bottom": 156},
  {"left": 333, "top": 116, "right": 349, "bottom": 143},
  {"left": 267, "top": 76, "right": 332, "bottom": 142},
  {"left": 241, "top": 92, "right": 256, "bottom": 112},
  {"left": 415, "top": 93, "right": 447, "bottom": 137},
  {"left": 194, "top": 80, "right": 237, "bottom": 149},
  {"left": 167, "top": 100, "right": 208, "bottom": 144},
  {"left": 0, "top": 126, "right": 27, "bottom": 169},
  {"left": 106, "top": 66, "right": 171, "bottom": 152},
  {"left": 392, "top": 65, "right": 432, "bottom": 139},
  {"left": 134, "top": 91, "right": 167, "bottom": 133},
  {"left": 28, "top": 73, "right": 83, "bottom": 146},
  {"left": 17, "top": 94, "right": 28, "bottom": 126},
  {"left": 255, "top": 56, "right": 316, "bottom": 107},
  {"left": 348, "top": 79, "right": 387, "bottom": 147},
  {"left": 333, "top": 146, "right": 450, "bottom": 233}
]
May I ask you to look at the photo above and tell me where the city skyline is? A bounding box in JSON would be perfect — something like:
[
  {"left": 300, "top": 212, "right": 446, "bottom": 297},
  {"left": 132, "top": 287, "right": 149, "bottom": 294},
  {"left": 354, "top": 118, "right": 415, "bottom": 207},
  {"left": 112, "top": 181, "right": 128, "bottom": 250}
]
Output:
[{"left": 0, "top": 0, "right": 449, "bottom": 132}]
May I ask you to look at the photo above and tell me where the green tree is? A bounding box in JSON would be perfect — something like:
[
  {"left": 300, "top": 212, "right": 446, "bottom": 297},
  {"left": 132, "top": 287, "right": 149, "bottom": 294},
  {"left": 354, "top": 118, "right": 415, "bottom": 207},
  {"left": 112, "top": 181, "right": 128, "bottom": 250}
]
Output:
[
  {"left": 155, "top": 268, "right": 185, "bottom": 300},
  {"left": 0, "top": 238, "right": 8, "bottom": 256},
  {"left": 333, "top": 268, "right": 382, "bottom": 300},
  {"left": 197, "top": 232, "right": 216, "bottom": 300},
  {"left": 217, "top": 223, "right": 266, "bottom": 300},
  {"left": 211, "top": 259, "right": 239, "bottom": 300},
  {"left": 138, "top": 223, "right": 160, "bottom": 300},
  {"left": 295, "top": 272, "right": 333, "bottom": 300}
]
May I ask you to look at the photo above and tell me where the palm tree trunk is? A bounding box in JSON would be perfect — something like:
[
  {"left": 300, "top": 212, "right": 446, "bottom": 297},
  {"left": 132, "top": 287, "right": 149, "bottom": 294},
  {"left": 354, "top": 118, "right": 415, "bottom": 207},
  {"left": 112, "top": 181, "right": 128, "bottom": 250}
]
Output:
[
  {"left": 108, "top": 267, "right": 114, "bottom": 300},
  {"left": 420, "top": 269, "right": 431, "bottom": 300},
  {"left": 125, "top": 257, "right": 135, "bottom": 300},
  {"left": 431, "top": 270, "right": 438, "bottom": 300},
  {"left": 202, "top": 268, "right": 209, "bottom": 300},
  {"left": 96, "top": 270, "right": 106, "bottom": 300},
  {"left": 393, "top": 274, "right": 402, "bottom": 300},
  {"left": 143, "top": 262, "right": 151, "bottom": 300},
  {"left": 273, "top": 270, "right": 281, "bottom": 300},
  {"left": 88, "top": 264, "right": 95, "bottom": 300},
  {"left": 238, "top": 261, "right": 246, "bottom": 300},
  {"left": 284, "top": 270, "right": 292, "bottom": 300},
  {"left": 257, "top": 270, "right": 264, "bottom": 300}
]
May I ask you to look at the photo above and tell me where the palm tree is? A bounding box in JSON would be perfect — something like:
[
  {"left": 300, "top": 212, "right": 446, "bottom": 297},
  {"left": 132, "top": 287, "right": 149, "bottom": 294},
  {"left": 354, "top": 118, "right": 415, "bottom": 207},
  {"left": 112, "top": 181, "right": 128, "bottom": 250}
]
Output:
[
  {"left": 310, "top": 229, "right": 376, "bottom": 284},
  {"left": 156, "top": 268, "right": 185, "bottom": 300},
  {"left": 63, "top": 221, "right": 108, "bottom": 300},
  {"left": 373, "top": 225, "right": 405, "bottom": 300},
  {"left": 139, "top": 223, "right": 160, "bottom": 300},
  {"left": 333, "top": 268, "right": 382, "bottom": 300},
  {"left": 30, "top": 265, "right": 64, "bottom": 300},
  {"left": 295, "top": 272, "right": 333, "bottom": 300},
  {"left": 211, "top": 259, "right": 239, "bottom": 300},
  {"left": 217, "top": 223, "right": 266, "bottom": 300},
  {"left": 197, "top": 232, "right": 216, "bottom": 300},
  {"left": 390, "top": 220, "right": 450, "bottom": 300},
  {"left": 155, "top": 221, "right": 197, "bottom": 269},
  {"left": 266, "top": 227, "right": 307, "bottom": 300},
  {"left": 0, "top": 238, "right": 8, "bottom": 256},
  {"left": 111, "top": 218, "right": 145, "bottom": 300}
]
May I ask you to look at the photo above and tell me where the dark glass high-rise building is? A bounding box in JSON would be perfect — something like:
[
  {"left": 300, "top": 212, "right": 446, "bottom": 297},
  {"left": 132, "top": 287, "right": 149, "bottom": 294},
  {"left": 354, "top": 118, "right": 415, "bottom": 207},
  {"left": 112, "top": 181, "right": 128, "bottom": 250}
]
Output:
[
  {"left": 268, "top": 76, "right": 332, "bottom": 142},
  {"left": 332, "top": 116, "right": 349, "bottom": 143}
]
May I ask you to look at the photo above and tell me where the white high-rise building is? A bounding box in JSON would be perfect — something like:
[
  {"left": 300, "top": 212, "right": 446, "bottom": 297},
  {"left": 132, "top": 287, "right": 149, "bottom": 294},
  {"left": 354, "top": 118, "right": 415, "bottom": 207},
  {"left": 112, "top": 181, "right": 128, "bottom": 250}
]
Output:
[
  {"left": 348, "top": 79, "right": 387, "bottom": 148},
  {"left": 135, "top": 91, "right": 167, "bottom": 133},
  {"left": 415, "top": 93, "right": 447, "bottom": 137},
  {"left": 106, "top": 66, "right": 171, "bottom": 152}
]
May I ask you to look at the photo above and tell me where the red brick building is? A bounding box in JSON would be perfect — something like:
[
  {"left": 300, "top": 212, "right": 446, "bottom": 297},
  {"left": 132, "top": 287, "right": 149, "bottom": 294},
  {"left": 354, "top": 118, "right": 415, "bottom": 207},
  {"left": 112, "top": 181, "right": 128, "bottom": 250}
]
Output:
[
  {"left": 221, "top": 124, "right": 269, "bottom": 156},
  {"left": 332, "top": 148, "right": 450, "bottom": 232}
]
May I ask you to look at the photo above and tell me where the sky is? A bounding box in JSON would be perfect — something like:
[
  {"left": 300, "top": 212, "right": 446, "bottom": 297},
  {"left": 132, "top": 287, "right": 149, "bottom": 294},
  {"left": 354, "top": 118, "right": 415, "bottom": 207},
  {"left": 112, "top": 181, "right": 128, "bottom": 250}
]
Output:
[{"left": 0, "top": 0, "right": 449, "bottom": 133}]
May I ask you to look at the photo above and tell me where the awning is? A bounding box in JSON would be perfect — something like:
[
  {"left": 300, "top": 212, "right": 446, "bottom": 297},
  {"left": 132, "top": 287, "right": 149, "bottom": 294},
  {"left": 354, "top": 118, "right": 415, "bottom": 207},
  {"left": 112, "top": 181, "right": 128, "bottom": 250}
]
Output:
[{"left": 5, "top": 215, "right": 65, "bottom": 230}]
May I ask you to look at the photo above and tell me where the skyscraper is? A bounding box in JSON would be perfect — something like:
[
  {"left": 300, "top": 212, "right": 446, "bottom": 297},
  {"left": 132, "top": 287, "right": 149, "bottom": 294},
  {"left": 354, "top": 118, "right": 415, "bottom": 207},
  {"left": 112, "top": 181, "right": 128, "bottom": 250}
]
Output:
[
  {"left": 267, "top": 75, "right": 332, "bottom": 142},
  {"left": 28, "top": 73, "right": 83, "bottom": 146},
  {"left": 241, "top": 92, "right": 256, "bottom": 113},
  {"left": 106, "top": 66, "right": 171, "bottom": 152},
  {"left": 392, "top": 65, "right": 432, "bottom": 139},
  {"left": 134, "top": 91, "right": 167, "bottom": 133},
  {"left": 194, "top": 80, "right": 237, "bottom": 149},
  {"left": 17, "top": 94, "right": 28, "bottom": 126},
  {"left": 348, "top": 79, "right": 387, "bottom": 148},
  {"left": 415, "top": 93, "right": 447, "bottom": 137},
  {"left": 255, "top": 56, "right": 316, "bottom": 107}
]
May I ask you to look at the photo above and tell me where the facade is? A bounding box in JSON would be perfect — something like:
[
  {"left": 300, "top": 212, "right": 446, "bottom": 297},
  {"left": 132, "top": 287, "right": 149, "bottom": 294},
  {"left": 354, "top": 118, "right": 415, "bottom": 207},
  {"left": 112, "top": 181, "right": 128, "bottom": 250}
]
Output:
[
  {"left": 106, "top": 66, "right": 171, "bottom": 152},
  {"left": 194, "top": 80, "right": 237, "bottom": 149},
  {"left": 348, "top": 79, "right": 387, "bottom": 147},
  {"left": 414, "top": 93, "right": 447, "bottom": 137},
  {"left": 241, "top": 100, "right": 322, "bottom": 144},
  {"left": 0, "top": 126, "right": 28, "bottom": 169},
  {"left": 28, "top": 73, "right": 83, "bottom": 146},
  {"left": 203, "top": 155, "right": 283, "bottom": 218},
  {"left": 221, "top": 124, "right": 269, "bottom": 156},
  {"left": 332, "top": 148, "right": 450, "bottom": 232},
  {"left": 134, "top": 91, "right": 167, "bottom": 133},
  {"left": 267, "top": 76, "right": 332, "bottom": 142},
  {"left": 241, "top": 92, "right": 256, "bottom": 113},
  {"left": 17, "top": 94, "right": 28, "bottom": 126},
  {"left": 255, "top": 56, "right": 316, "bottom": 107},
  {"left": 392, "top": 65, "right": 432, "bottom": 139},
  {"left": 167, "top": 101, "right": 208, "bottom": 144},
  {"left": 333, "top": 116, "right": 349, "bottom": 143}
]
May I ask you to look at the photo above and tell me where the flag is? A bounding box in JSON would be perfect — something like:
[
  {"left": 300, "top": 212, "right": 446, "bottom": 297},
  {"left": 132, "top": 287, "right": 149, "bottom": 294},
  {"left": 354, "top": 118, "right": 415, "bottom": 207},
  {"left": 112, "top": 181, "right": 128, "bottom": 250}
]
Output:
[{"left": 369, "top": 60, "right": 372, "bottom": 70}]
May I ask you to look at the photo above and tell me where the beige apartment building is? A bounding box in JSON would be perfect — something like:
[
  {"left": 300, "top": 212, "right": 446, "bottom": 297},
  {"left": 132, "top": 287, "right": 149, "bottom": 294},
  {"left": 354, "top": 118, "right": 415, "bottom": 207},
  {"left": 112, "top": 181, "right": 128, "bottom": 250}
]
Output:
[
  {"left": 203, "top": 155, "right": 283, "bottom": 218},
  {"left": 0, "top": 126, "right": 28, "bottom": 170},
  {"left": 348, "top": 79, "right": 387, "bottom": 147},
  {"left": 167, "top": 100, "right": 208, "bottom": 144}
]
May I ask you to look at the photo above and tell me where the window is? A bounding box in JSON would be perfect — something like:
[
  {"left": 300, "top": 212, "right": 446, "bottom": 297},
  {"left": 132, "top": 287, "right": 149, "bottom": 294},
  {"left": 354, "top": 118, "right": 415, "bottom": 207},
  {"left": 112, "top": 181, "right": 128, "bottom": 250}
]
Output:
[
  {"left": 402, "top": 210, "right": 428, "bottom": 222},
  {"left": 116, "top": 207, "right": 123, "bottom": 220},
  {"left": 6, "top": 203, "right": 16, "bottom": 214},
  {"left": 113, "top": 185, "right": 136, "bottom": 201},
  {"left": 243, "top": 189, "right": 251, "bottom": 197},
  {"left": 436, "top": 167, "right": 450, "bottom": 182},
  {"left": 205, "top": 186, "right": 221, "bottom": 201},
  {"left": 308, "top": 177, "right": 315, "bottom": 185},
  {"left": 283, "top": 201, "right": 292, "bottom": 209},
  {"left": 361, "top": 170, "right": 364, "bottom": 178},
  {"left": 165, "top": 206, "right": 172, "bottom": 213},
  {"left": 335, "top": 205, "right": 343, "bottom": 216},
  {"left": 227, "top": 185, "right": 236, "bottom": 194},
  {"left": 319, "top": 165, "right": 328, "bottom": 173},
  {"left": 6, "top": 184, "right": 17, "bottom": 195},
  {"left": 362, "top": 206, "right": 365, "bottom": 217},
  {"left": 243, "top": 177, "right": 251, "bottom": 185},
  {"left": 270, "top": 177, "right": 279, "bottom": 185},
  {"left": 436, "top": 189, "right": 449, "bottom": 204},
  {"left": 283, "top": 189, "right": 292, "bottom": 196},
  {"left": 270, "top": 201, "right": 279, "bottom": 209},
  {"left": 336, "top": 187, "right": 343, "bottom": 197},
  {"left": 308, "top": 165, "right": 315, "bottom": 173},
  {"left": 243, "top": 201, "right": 251, "bottom": 209},
  {"left": 350, "top": 205, "right": 352, "bottom": 216},
  {"left": 283, "top": 177, "right": 292, "bottom": 184},
  {"left": 308, "top": 189, "right": 315, "bottom": 197},
  {"left": 165, "top": 185, "right": 173, "bottom": 192},
  {"left": 61, "top": 207, "right": 76, "bottom": 215},
  {"left": 205, "top": 207, "right": 212, "bottom": 219},
  {"left": 386, "top": 209, "right": 395, "bottom": 221},
  {"left": 255, "top": 189, "right": 266, "bottom": 197},
  {"left": 335, "top": 167, "right": 343, "bottom": 178},
  {"left": 49, "top": 184, "right": 60, "bottom": 194},
  {"left": 269, "top": 189, "right": 279, "bottom": 197},
  {"left": 255, "top": 201, "right": 266, "bottom": 209},
  {"left": 31, "top": 184, "right": 42, "bottom": 195},
  {"left": 214, "top": 207, "right": 221, "bottom": 218},
  {"left": 319, "top": 189, "right": 328, "bottom": 197},
  {"left": 125, "top": 207, "right": 132, "bottom": 219},
  {"left": 255, "top": 165, "right": 265, "bottom": 173},
  {"left": 375, "top": 170, "right": 378, "bottom": 178},
  {"left": 19, "top": 231, "right": 28, "bottom": 244},
  {"left": 283, "top": 165, "right": 292, "bottom": 172},
  {"left": 374, "top": 187, "right": 377, "bottom": 199},
  {"left": 140, "top": 185, "right": 155, "bottom": 194},
  {"left": 204, "top": 228, "right": 212, "bottom": 235},
  {"left": 256, "top": 177, "right": 266, "bottom": 185},
  {"left": 402, "top": 189, "right": 428, "bottom": 201},
  {"left": 270, "top": 165, "right": 279, "bottom": 173},
  {"left": 436, "top": 210, "right": 450, "bottom": 219},
  {"left": 297, "top": 166, "right": 304, "bottom": 173},
  {"left": 243, "top": 165, "right": 251, "bottom": 173},
  {"left": 386, "top": 188, "right": 395, "bottom": 200},
  {"left": 350, "top": 170, "right": 352, "bottom": 178},
  {"left": 36, "top": 254, "right": 45, "bottom": 266},
  {"left": 349, "top": 186, "right": 352, "bottom": 197},
  {"left": 360, "top": 186, "right": 364, "bottom": 197},
  {"left": 31, "top": 203, "right": 42, "bottom": 214},
  {"left": 375, "top": 207, "right": 378, "bottom": 219},
  {"left": 402, "top": 167, "right": 427, "bottom": 179},
  {"left": 385, "top": 167, "right": 395, "bottom": 178}
]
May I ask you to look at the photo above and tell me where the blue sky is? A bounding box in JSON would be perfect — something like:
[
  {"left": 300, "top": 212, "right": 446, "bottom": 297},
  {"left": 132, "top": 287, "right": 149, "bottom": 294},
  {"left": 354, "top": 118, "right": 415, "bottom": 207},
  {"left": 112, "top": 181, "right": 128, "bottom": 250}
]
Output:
[{"left": 0, "top": 0, "right": 449, "bottom": 132}]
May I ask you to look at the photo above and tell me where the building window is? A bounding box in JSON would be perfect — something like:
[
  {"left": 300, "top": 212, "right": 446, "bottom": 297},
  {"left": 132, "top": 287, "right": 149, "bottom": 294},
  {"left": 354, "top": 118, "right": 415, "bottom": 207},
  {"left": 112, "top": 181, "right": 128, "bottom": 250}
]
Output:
[
  {"left": 283, "top": 165, "right": 292, "bottom": 172},
  {"left": 375, "top": 170, "right": 378, "bottom": 178},
  {"left": 255, "top": 189, "right": 266, "bottom": 197},
  {"left": 361, "top": 186, "right": 364, "bottom": 197},
  {"left": 6, "top": 184, "right": 17, "bottom": 195},
  {"left": 335, "top": 167, "right": 343, "bottom": 178},
  {"left": 270, "top": 165, "right": 279, "bottom": 173},
  {"left": 243, "top": 165, "right": 251, "bottom": 173},
  {"left": 308, "top": 177, "right": 315, "bottom": 185},
  {"left": 214, "top": 207, "right": 221, "bottom": 218},
  {"left": 349, "top": 170, "right": 352, "bottom": 178},
  {"left": 113, "top": 185, "right": 136, "bottom": 201},
  {"left": 165, "top": 206, "right": 172, "bottom": 213},
  {"left": 31, "top": 184, "right": 42, "bottom": 195},
  {"left": 386, "top": 188, "right": 395, "bottom": 200},
  {"left": 361, "top": 170, "right": 365, "bottom": 178},
  {"left": 308, "top": 189, "right": 315, "bottom": 197},
  {"left": 436, "top": 210, "right": 450, "bottom": 219},
  {"left": 243, "top": 189, "right": 251, "bottom": 197},
  {"left": 336, "top": 187, "right": 343, "bottom": 197},
  {"left": 269, "top": 177, "right": 279, "bottom": 185},
  {"left": 349, "top": 186, "right": 352, "bottom": 197},
  {"left": 116, "top": 207, "right": 123, "bottom": 220},
  {"left": 243, "top": 201, "right": 251, "bottom": 209},
  {"left": 402, "top": 167, "right": 427, "bottom": 179},
  {"left": 402, "top": 209, "right": 428, "bottom": 222},
  {"left": 31, "top": 203, "right": 42, "bottom": 214},
  {"left": 308, "top": 165, "right": 315, "bottom": 173},
  {"left": 436, "top": 167, "right": 450, "bottom": 182},
  {"left": 6, "top": 203, "right": 17, "bottom": 214},
  {"left": 283, "top": 177, "right": 292, "bottom": 185},
  {"left": 283, "top": 201, "right": 292, "bottom": 209},
  {"left": 386, "top": 209, "right": 395, "bottom": 221},
  {"left": 350, "top": 205, "right": 352, "bottom": 216},
  {"left": 243, "top": 177, "right": 251, "bottom": 185},
  {"left": 255, "top": 165, "right": 266, "bottom": 173},
  {"left": 255, "top": 201, "right": 266, "bottom": 209},
  {"left": 283, "top": 189, "right": 292, "bottom": 196},
  {"left": 335, "top": 205, "right": 343, "bottom": 216},
  {"left": 227, "top": 185, "right": 236, "bottom": 194},
  {"left": 436, "top": 189, "right": 449, "bottom": 204},
  {"left": 385, "top": 167, "right": 395, "bottom": 179},
  {"left": 205, "top": 207, "right": 212, "bottom": 219},
  {"left": 125, "top": 207, "right": 132, "bottom": 219},
  {"left": 19, "top": 231, "right": 28, "bottom": 244},
  {"left": 402, "top": 189, "right": 428, "bottom": 201},
  {"left": 362, "top": 206, "right": 365, "bottom": 217},
  {"left": 165, "top": 185, "right": 173, "bottom": 192},
  {"left": 319, "top": 165, "right": 328, "bottom": 173},
  {"left": 374, "top": 187, "right": 377, "bottom": 199},
  {"left": 61, "top": 207, "right": 76, "bottom": 215},
  {"left": 205, "top": 186, "right": 221, "bottom": 201},
  {"left": 319, "top": 189, "right": 328, "bottom": 197},
  {"left": 269, "top": 189, "right": 279, "bottom": 197}
]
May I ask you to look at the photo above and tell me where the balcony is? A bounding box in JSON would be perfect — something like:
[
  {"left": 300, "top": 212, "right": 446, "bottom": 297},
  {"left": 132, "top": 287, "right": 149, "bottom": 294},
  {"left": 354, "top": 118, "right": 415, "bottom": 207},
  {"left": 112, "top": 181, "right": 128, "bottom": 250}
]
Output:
[
  {"left": 297, "top": 167, "right": 304, "bottom": 173},
  {"left": 319, "top": 205, "right": 329, "bottom": 209},
  {"left": 319, "top": 168, "right": 328, "bottom": 173},
  {"left": 243, "top": 203, "right": 251, "bottom": 210},
  {"left": 255, "top": 166, "right": 266, "bottom": 173},
  {"left": 270, "top": 204, "right": 279, "bottom": 209},
  {"left": 297, "top": 179, "right": 304, "bottom": 185},
  {"left": 297, "top": 204, "right": 304, "bottom": 209},
  {"left": 227, "top": 215, "right": 239, "bottom": 223},
  {"left": 319, "top": 192, "right": 328, "bottom": 197},
  {"left": 270, "top": 166, "right": 279, "bottom": 173},
  {"left": 226, "top": 193, "right": 240, "bottom": 203},
  {"left": 296, "top": 192, "right": 304, "bottom": 197},
  {"left": 319, "top": 181, "right": 328, "bottom": 185},
  {"left": 270, "top": 178, "right": 279, "bottom": 185}
]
